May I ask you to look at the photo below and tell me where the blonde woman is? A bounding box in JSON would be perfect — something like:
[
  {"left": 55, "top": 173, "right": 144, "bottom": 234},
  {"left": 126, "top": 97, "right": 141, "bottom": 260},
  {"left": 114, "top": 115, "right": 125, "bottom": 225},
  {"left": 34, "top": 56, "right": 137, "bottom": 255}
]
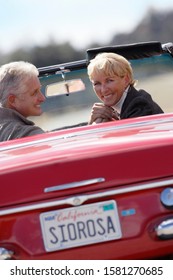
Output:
[{"left": 87, "top": 52, "right": 163, "bottom": 124}]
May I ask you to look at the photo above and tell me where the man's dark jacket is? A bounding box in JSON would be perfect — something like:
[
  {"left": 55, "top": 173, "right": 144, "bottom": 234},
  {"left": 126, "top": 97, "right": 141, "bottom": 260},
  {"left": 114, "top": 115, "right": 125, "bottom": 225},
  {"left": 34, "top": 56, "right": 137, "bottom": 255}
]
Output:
[
  {"left": 120, "top": 86, "right": 164, "bottom": 119},
  {"left": 0, "top": 107, "right": 44, "bottom": 142}
]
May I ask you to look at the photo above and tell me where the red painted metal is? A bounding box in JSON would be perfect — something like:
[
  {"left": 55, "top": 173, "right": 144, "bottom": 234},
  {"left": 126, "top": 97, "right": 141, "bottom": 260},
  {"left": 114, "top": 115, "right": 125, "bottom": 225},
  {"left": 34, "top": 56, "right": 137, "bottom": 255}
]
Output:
[{"left": 1, "top": 113, "right": 173, "bottom": 259}]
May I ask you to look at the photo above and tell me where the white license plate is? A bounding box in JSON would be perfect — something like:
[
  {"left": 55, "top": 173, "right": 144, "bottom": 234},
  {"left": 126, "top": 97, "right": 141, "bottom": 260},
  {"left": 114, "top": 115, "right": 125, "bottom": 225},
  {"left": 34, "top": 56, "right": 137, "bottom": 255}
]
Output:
[{"left": 40, "top": 200, "right": 122, "bottom": 252}]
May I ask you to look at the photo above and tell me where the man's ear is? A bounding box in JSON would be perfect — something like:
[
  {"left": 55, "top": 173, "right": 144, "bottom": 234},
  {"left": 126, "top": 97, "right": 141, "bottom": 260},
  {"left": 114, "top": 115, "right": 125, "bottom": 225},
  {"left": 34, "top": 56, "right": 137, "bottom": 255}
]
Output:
[{"left": 7, "top": 94, "right": 16, "bottom": 107}]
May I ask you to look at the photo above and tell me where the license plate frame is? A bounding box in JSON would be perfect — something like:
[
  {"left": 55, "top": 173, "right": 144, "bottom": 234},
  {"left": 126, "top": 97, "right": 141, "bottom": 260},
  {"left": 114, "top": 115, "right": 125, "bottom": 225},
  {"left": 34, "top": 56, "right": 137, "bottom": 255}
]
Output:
[{"left": 40, "top": 200, "right": 122, "bottom": 252}]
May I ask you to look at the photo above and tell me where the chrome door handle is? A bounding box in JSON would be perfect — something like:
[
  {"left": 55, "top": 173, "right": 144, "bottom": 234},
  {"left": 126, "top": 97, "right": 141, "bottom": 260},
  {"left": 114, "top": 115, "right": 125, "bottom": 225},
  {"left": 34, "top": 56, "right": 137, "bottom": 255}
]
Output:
[{"left": 44, "top": 177, "right": 105, "bottom": 193}]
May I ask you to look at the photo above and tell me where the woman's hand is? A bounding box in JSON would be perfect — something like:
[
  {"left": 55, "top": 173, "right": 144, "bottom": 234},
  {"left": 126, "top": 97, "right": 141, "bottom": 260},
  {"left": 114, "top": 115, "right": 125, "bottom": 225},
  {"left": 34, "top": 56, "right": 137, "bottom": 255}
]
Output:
[{"left": 88, "top": 103, "right": 119, "bottom": 125}]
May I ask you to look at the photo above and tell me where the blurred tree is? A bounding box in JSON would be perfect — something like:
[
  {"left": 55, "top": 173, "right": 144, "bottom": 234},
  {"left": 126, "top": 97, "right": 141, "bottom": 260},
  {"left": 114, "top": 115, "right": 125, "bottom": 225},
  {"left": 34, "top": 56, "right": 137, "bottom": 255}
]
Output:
[
  {"left": 29, "top": 41, "right": 84, "bottom": 67},
  {"left": 0, "top": 41, "right": 85, "bottom": 67}
]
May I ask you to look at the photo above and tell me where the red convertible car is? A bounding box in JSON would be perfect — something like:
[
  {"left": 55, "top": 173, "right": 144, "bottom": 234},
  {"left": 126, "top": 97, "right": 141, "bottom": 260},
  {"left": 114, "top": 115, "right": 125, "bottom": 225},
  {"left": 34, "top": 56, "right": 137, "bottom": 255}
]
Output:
[{"left": 0, "top": 41, "right": 173, "bottom": 260}]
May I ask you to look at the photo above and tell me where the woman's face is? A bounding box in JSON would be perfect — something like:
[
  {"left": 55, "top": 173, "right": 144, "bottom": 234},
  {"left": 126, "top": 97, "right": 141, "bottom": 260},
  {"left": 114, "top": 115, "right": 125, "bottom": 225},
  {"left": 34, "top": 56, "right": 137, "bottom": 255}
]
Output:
[{"left": 91, "top": 71, "right": 129, "bottom": 106}]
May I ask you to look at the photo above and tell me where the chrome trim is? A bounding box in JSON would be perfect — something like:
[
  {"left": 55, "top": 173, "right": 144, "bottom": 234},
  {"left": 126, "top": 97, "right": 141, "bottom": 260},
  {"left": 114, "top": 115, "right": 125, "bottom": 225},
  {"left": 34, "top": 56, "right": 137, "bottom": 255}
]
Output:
[
  {"left": 160, "top": 188, "right": 173, "bottom": 208},
  {"left": 162, "top": 42, "right": 173, "bottom": 55},
  {"left": 44, "top": 178, "right": 105, "bottom": 193},
  {"left": 0, "top": 247, "right": 14, "bottom": 260},
  {"left": 1, "top": 116, "right": 173, "bottom": 152},
  {"left": 156, "top": 218, "right": 173, "bottom": 239},
  {"left": 0, "top": 178, "right": 173, "bottom": 217}
]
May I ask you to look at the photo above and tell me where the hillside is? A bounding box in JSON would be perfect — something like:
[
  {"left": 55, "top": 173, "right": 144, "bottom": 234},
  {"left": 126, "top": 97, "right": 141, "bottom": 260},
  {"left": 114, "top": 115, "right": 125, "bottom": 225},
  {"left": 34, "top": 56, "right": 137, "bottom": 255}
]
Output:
[{"left": 110, "top": 8, "right": 173, "bottom": 45}]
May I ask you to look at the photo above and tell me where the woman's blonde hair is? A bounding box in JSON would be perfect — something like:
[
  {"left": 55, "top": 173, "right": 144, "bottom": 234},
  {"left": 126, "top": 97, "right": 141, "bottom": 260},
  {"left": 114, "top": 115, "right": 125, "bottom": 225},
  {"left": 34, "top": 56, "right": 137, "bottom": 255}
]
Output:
[{"left": 87, "top": 52, "right": 136, "bottom": 86}]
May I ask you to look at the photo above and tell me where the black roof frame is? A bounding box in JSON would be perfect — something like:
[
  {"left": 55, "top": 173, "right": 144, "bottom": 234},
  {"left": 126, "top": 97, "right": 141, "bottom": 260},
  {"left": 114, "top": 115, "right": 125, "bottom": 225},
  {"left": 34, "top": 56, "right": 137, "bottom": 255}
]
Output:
[{"left": 38, "top": 41, "right": 173, "bottom": 77}]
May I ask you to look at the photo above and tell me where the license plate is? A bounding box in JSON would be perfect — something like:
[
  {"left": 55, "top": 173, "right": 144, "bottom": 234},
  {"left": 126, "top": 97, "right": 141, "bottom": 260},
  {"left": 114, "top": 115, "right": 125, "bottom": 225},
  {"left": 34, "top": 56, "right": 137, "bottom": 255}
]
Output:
[{"left": 40, "top": 200, "right": 122, "bottom": 252}]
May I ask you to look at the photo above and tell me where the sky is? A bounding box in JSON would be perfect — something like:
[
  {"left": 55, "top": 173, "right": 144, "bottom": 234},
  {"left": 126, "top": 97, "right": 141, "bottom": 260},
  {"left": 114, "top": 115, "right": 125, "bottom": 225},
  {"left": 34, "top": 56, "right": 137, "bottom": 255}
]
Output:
[{"left": 1, "top": 0, "right": 173, "bottom": 54}]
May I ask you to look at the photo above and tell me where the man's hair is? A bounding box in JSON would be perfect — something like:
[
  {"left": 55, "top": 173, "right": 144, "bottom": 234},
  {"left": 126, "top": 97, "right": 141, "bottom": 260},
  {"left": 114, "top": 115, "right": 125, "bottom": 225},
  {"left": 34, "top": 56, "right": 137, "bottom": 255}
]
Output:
[
  {"left": 0, "top": 61, "right": 39, "bottom": 107},
  {"left": 87, "top": 52, "right": 136, "bottom": 86}
]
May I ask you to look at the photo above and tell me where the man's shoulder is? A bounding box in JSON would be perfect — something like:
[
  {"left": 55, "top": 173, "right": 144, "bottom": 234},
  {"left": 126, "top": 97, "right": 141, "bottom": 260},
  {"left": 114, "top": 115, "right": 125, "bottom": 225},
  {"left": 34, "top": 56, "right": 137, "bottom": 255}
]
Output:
[{"left": 0, "top": 107, "right": 44, "bottom": 141}]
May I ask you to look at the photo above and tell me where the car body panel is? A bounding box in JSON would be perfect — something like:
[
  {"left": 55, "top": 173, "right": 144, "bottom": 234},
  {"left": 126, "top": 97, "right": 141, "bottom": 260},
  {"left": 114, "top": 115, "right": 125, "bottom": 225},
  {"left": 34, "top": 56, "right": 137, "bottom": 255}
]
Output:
[{"left": 1, "top": 42, "right": 173, "bottom": 260}]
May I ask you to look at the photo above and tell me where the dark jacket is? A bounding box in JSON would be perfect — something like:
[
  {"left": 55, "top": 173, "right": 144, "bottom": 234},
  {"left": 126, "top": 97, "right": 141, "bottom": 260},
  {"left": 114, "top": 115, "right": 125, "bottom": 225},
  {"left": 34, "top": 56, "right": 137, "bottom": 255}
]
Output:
[
  {"left": 0, "top": 107, "right": 44, "bottom": 142},
  {"left": 120, "top": 86, "right": 164, "bottom": 119}
]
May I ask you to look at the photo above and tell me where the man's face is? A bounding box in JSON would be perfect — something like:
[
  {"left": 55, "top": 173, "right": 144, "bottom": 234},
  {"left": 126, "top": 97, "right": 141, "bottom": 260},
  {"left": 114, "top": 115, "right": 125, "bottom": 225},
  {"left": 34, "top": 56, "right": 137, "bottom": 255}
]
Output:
[{"left": 13, "top": 76, "right": 45, "bottom": 117}]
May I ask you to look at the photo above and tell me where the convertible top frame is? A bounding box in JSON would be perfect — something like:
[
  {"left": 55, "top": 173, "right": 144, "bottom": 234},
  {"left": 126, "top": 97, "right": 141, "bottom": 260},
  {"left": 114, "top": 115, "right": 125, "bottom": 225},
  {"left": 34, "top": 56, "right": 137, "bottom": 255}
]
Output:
[{"left": 38, "top": 41, "right": 173, "bottom": 77}]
